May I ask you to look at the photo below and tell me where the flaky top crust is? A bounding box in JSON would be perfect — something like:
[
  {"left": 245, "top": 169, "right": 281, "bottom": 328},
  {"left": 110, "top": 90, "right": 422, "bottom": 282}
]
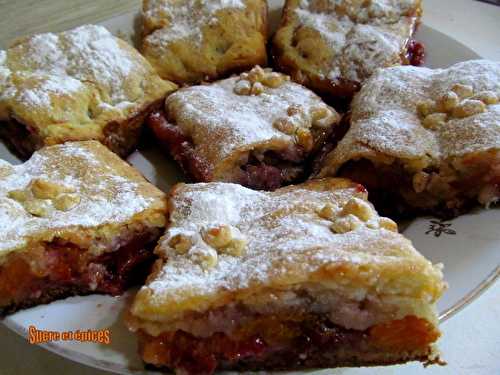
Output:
[
  {"left": 273, "top": 0, "right": 421, "bottom": 86},
  {"left": 317, "top": 60, "right": 500, "bottom": 176},
  {"left": 0, "top": 141, "right": 166, "bottom": 258},
  {"left": 130, "top": 178, "right": 444, "bottom": 322},
  {"left": 0, "top": 25, "right": 177, "bottom": 146},
  {"left": 164, "top": 69, "right": 340, "bottom": 179},
  {"left": 142, "top": 0, "right": 268, "bottom": 84}
]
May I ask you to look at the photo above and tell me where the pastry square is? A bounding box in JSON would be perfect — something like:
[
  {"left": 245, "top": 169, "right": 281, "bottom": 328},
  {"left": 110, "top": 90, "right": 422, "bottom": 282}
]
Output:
[
  {"left": 127, "top": 178, "right": 445, "bottom": 374},
  {"left": 0, "top": 141, "right": 166, "bottom": 315},
  {"left": 316, "top": 60, "right": 500, "bottom": 218},
  {"left": 0, "top": 25, "right": 177, "bottom": 159},
  {"left": 141, "top": 0, "right": 268, "bottom": 85},
  {"left": 148, "top": 66, "right": 340, "bottom": 190},
  {"left": 272, "top": 0, "right": 423, "bottom": 100}
]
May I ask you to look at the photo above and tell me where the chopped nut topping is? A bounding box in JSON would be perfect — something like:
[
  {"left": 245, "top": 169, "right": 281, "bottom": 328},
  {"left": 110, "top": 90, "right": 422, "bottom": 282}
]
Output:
[
  {"left": 202, "top": 224, "right": 247, "bottom": 257},
  {"left": 203, "top": 225, "right": 234, "bottom": 248},
  {"left": 23, "top": 199, "right": 53, "bottom": 217},
  {"left": 340, "top": 197, "right": 374, "bottom": 222},
  {"left": 318, "top": 203, "right": 338, "bottom": 221},
  {"left": 412, "top": 171, "right": 430, "bottom": 193},
  {"left": 247, "top": 65, "right": 265, "bottom": 82},
  {"left": 416, "top": 99, "right": 436, "bottom": 117},
  {"left": 378, "top": 217, "right": 398, "bottom": 232},
  {"left": 422, "top": 113, "right": 447, "bottom": 129},
  {"left": 261, "top": 72, "right": 286, "bottom": 88},
  {"left": 8, "top": 189, "right": 30, "bottom": 202},
  {"left": 330, "top": 214, "right": 363, "bottom": 234},
  {"left": 233, "top": 79, "right": 251, "bottom": 95},
  {"left": 30, "top": 178, "right": 75, "bottom": 199},
  {"left": 287, "top": 104, "right": 303, "bottom": 116},
  {"left": 452, "top": 99, "right": 486, "bottom": 118},
  {"left": 295, "top": 128, "right": 313, "bottom": 151},
  {"left": 436, "top": 91, "right": 459, "bottom": 112},
  {"left": 191, "top": 245, "right": 218, "bottom": 270},
  {"left": 168, "top": 234, "right": 193, "bottom": 254},
  {"left": 250, "top": 81, "right": 264, "bottom": 95},
  {"left": 53, "top": 193, "right": 81, "bottom": 211},
  {"left": 310, "top": 105, "right": 336, "bottom": 128},
  {"left": 273, "top": 117, "right": 296, "bottom": 135},
  {"left": 471, "top": 91, "right": 498, "bottom": 105},
  {"left": 451, "top": 83, "right": 474, "bottom": 99}
]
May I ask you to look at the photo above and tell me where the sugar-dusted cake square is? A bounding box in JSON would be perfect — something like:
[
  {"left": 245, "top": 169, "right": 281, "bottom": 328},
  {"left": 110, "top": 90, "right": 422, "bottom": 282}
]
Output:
[
  {"left": 316, "top": 60, "right": 500, "bottom": 218},
  {"left": 127, "top": 178, "right": 445, "bottom": 374},
  {"left": 0, "top": 25, "right": 177, "bottom": 158},
  {"left": 0, "top": 141, "right": 167, "bottom": 315},
  {"left": 148, "top": 66, "right": 340, "bottom": 190},
  {"left": 141, "top": 0, "right": 268, "bottom": 84},
  {"left": 272, "top": 0, "right": 423, "bottom": 100}
]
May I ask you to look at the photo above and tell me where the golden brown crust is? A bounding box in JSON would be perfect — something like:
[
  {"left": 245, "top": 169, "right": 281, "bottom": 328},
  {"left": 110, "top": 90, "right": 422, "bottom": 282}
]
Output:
[
  {"left": 272, "top": 0, "right": 422, "bottom": 99},
  {"left": 141, "top": 0, "right": 268, "bottom": 84},
  {"left": 0, "top": 25, "right": 177, "bottom": 157}
]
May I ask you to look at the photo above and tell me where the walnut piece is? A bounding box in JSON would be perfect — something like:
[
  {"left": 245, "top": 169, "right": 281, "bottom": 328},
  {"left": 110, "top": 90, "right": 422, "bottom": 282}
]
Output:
[
  {"left": 452, "top": 99, "right": 486, "bottom": 119},
  {"left": 191, "top": 245, "right": 218, "bottom": 270},
  {"left": 8, "top": 189, "right": 30, "bottom": 202},
  {"left": 168, "top": 234, "right": 193, "bottom": 254},
  {"left": 234, "top": 66, "right": 289, "bottom": 96},
  {"left": 451, "top": 83, "right": 474, "bottom": 99},
  {"left": 310, "top": 105, "right": 337, "bottom": 129},
  {"left": 202, "top": 225, "right": 247, "bottom": 257},
  {"left": 330, "top": 214, "right": 363, "bottom": 234},
  {"left": 378, "top": 217, "right": 398, "bottom": 232},
  {"left": 340, "top": 197, "right": 374, "bottom": 222},
  {"left": 471, "top": 91, "right": 498, "bottom": 105},
  {"left": 295, "top": 128, "right": 313, "bottom": 151},
  {"left": 318, "top": 203, "right": 338, "bottom": 221},
  {"left": 53, "top": 193, "right": 81, "bottom": 211},
  {"left": 422, "top": 113, "right": 447, "bottom": 130},
  {"left": 23, "top": 199, "right": 53, "bottom": 217},
  {"left": 30, "top": 178, "right": 75, "bottom": 199},
  {"left": 273, "top": 118, "right": 296, "bottom": 135}
]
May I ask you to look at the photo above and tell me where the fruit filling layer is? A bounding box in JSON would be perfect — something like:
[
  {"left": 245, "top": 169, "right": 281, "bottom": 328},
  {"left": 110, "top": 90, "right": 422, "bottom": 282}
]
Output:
[
  {"left": 0, "top": 228, "right": 161, "bottom": 314},
  {"left": 138, "top": 315, "right": 439, "bottom": 375},
  {"left": 338, "top": 150, "right": 500, "bottom": 218},
  {"left": 147, "top": 111, "right": 307, "bottom": 190}
]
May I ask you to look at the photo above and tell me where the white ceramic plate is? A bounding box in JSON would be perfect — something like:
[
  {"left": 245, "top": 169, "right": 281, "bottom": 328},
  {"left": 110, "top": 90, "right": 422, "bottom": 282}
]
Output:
[{"left": 2, "top": 2, "right": 499, "bottom": 375}]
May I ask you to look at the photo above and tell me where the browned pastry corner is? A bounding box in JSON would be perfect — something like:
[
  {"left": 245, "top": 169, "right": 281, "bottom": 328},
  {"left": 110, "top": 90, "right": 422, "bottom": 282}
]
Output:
[
  {"left": 126, "top": 178, "right": 445, "bottom": 374},
  {"left": 141, "top": 0, "right": 268, "bottom": 85},
  {"left": 0, "top": 25, "right": 177, "bottom": 159},
  {"left": 272, "top": 0, "right": 423, "bottom": 100},
  {"left": 0, "top": 141, "right": 167, "bottom": 315}
]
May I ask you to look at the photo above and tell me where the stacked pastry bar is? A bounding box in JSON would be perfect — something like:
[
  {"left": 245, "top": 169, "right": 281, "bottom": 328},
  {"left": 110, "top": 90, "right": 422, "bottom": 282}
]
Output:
[
  {"left": 0, "top": 141, "right": 166, "bottom": 315},
  {"left": 141, "top": 0, "right": 268, "bottom": 84},
  {"left": 127, "top": 178, "right": 445, "bottom": 374},
  {"left": 148, "top": 66, "right": 340, "bottom": 190},
  {"left": 0, "top": 25, "right": 177, "bottom": 158},
  {"left": 273, "top": 0, "right": 423, "bottom": 99},
  {"left": 316, "top": 60, "right": 500, "bottom": 218}
]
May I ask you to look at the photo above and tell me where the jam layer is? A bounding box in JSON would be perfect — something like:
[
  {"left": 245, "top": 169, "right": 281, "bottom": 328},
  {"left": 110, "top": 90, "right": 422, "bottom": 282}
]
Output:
[
  {"left": 0, "top": 229, "right": 160, "bottom": 315},
  {"left": 138, "top": 315, "right": 439, "bottom": 375}
]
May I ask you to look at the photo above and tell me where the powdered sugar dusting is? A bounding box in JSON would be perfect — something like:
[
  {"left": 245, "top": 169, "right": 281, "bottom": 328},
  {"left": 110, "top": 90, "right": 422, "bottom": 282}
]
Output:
[
  {"left": 319, "top": 60, "right": 500, "bottom": 175},
  {"left": 0, "top": 24, "right": 173, "bottom": 132},
  {"left": 166, "top": 74, "right": 333, "bottom": 172},
  {"left": 133, "top": 180, "right": 442, "bottom": 315},
  {"left": 0, "top": 141, "right": 165, "bottom": 257},
  {"left": 292, "top": 0, "right": 420, "bottom": 82},
  {"left": 144, "top": 0, "right": 245, "bottom": 47}
]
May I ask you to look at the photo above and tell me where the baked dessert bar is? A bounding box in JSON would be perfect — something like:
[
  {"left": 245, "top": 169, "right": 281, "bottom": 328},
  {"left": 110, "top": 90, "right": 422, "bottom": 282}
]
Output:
[
  {"left": 272, "top": 0, "right": 423, "bottom": 100},
  {"left": 0, "top": 141, "right": 166, "bottom": 315},
  {"left": 0, "top": 25, "right": 177, "bottom": 159},
  {"left": 141, "top": 0, "right": 268, "bottom": 85},
  {"left": 148, "top": 66, "right": 340, "bottom": 190},
  {"left": 127, "top": 178, "right": 445, "bottom": 374},
  {"left": 316, "top": 60, "right": 500, "bottom": 218}
]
